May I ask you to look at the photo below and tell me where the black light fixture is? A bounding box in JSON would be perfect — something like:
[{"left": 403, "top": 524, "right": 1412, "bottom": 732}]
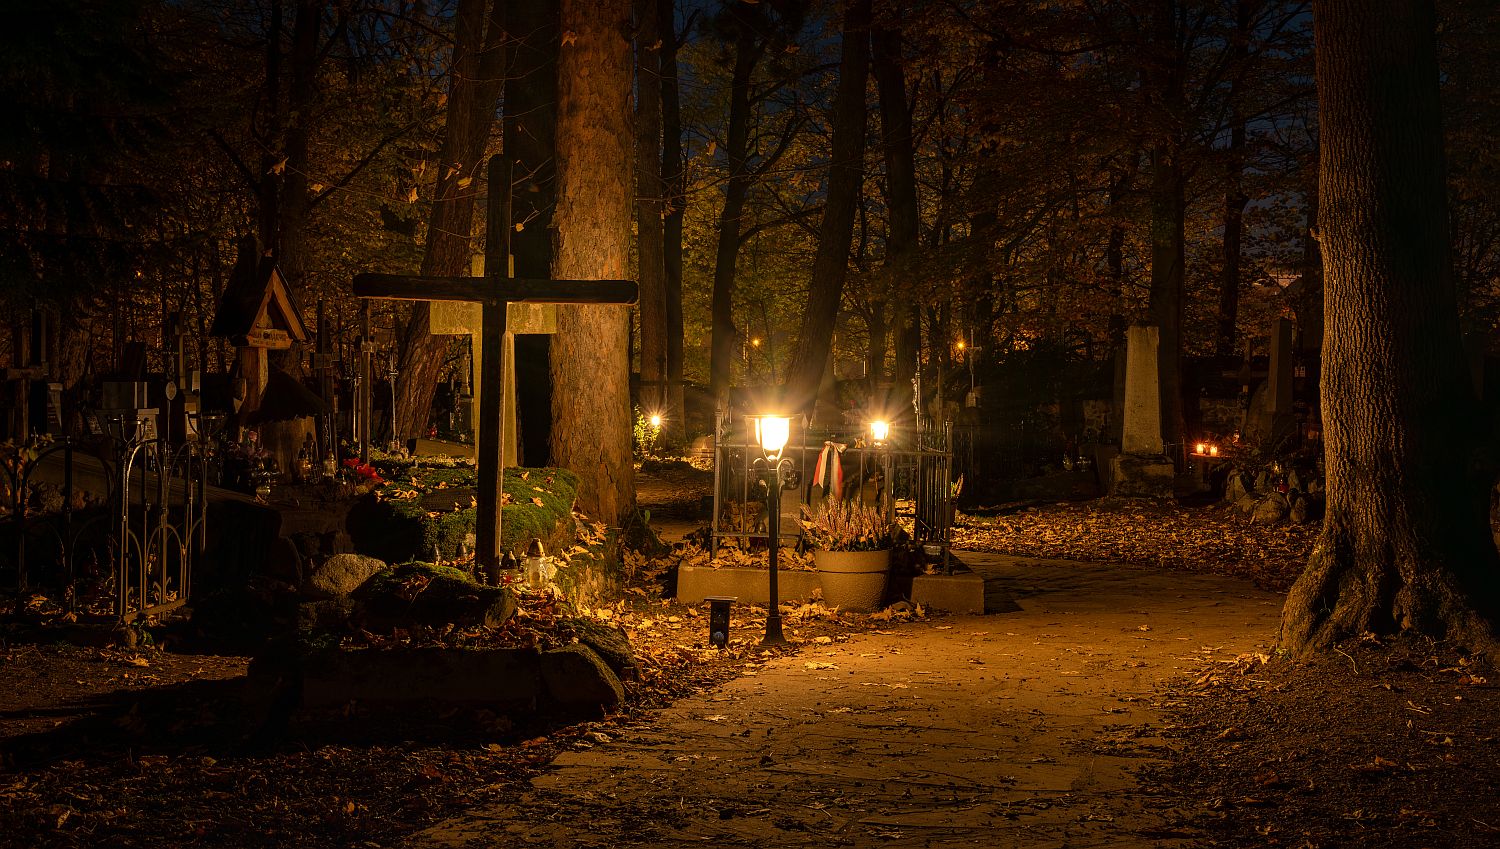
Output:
[
  {"left": 706, "top": 596, "right": 735, "bottom": 648},
  {"left": 750, "top": 414, "right": 797, "bottom": 647}
]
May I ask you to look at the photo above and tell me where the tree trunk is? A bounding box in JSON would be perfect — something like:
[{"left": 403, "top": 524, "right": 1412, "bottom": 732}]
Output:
[
  {"left": 784, "top": 0, "right": 871, "bottom": 413},
  {"left": 708, "top": 9, "right": 764, "bottom": 404},
  {"left": 1215, "top": 0, "right": 1251, "bottom": 359},
  {"left": 635, "top": 0, "right": 669, "bottom": 424},
  {"left": 392, "top": 0, "right": 506, "bottom": 441},
  {"left": 1145, "top": 0, "right": 1186, "bottom": 451},
  {"left": 1148, "top": 141, "right": 1185, "bottom": 449},
  {"left": 659, "top": 0, "right": 686, "bottom": 439},
  {"left": 1281, "top": 0, "right": 1500, "bottom": 657},
  {"left": 1295, "top": 174, "right": 1324, "bottom": 356},
  {"left": 550, "top": 0, "right": 636, "bottom": 525},
  {"left": 504, "top": 0, "right": 559, "bottom": 466},
  {"left": 1216, "top": 150, "right": 1247, "bottom": 359},
  {"left": 872, "top": 19, "right": 918, "bottom": 405},
  {"left": 865, "top": 299, "right": 886, "bottom": 395}
]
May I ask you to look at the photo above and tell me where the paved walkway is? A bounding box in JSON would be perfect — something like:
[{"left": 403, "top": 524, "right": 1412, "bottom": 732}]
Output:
[{"left": 410, "top": 554, "right": 1282, "bottom": 848}]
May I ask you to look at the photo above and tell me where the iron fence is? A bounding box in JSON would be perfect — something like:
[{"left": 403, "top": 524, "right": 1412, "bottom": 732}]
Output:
[
  {"left": 709, "top": 412, "right": 956, "bottom": 569},
  {"left": 1, "top": 420, "right": 209, "bottom": 622}
]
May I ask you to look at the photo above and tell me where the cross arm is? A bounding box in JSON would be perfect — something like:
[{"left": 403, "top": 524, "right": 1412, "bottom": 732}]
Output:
[{"left": 354, "top": 273, "right": 638, "bottom": 305}]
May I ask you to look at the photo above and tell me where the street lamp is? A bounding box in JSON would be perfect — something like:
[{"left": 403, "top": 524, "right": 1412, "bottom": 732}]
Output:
[
  {"left": 749, "top": 413, "right": 797, "bottom": 647},
  {"left": 869, "top": 419, "right": 893, "bottom": 521}
]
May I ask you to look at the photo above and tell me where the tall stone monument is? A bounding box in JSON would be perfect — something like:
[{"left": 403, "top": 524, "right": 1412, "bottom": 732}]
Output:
[
  {"left": 1109, "top": 325, "right": 1175, "bottom": 498},
  {"left": 425, "top": 252, "right": 556, "bottom": 466}
]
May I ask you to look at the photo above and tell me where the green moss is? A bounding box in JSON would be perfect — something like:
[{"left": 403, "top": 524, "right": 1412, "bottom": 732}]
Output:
[
  {"left": 360, "top": 561, "right": 478, "bottom": 593},
  {"left": 350, "top": 466, "right": 579, "bottom": 563}
]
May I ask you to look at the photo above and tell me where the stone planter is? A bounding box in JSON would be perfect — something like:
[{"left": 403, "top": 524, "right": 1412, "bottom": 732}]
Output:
[{"left": 814, "top": 550, "right": 891, "bottom": 612}]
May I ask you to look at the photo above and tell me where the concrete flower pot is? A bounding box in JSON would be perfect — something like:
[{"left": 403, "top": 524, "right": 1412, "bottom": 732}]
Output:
[{"left": 813, "top": 549, "right": 891, "bottom": 612}]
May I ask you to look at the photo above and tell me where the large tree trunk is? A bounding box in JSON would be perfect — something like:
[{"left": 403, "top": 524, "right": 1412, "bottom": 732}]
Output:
[
  {"left": 1295, "top": 173, "right": 1324, "bottom": 356},
  {"left": 1215, "top": 0, "right": 1252, "bottom": 359},
  {"left": 1105, "top": 171, "right": 1129, "bottom": 350},
  {"left": 504, "top": 0, "right": 559, "bottom": 466},
  {"left": 550, "top": 0, "right": 636, "bottom": 525},
  {"left": 1144, "top": 0, "right": 1188, "bottom": 452},
  {"left": 707, "top": 8, "right": 764, "bottom": 404},
  {"left": 275, "top": 0, "right": 320, "bottom": 290},
  {"left": 1281, "top": 0, "right": 1500, "bottom": 657},
  {"left": 1147, "top": 140, "right": 1185, "bottom": 449},
  {"left": 784, "top": 0, "right": 872, "bottom": 412},
  {"left": 872, "top": 18, "right": 918, "bottom": 406},
  {"left": 635, "top": 0, "right": 669, "bottom": 423},
  {"left": 659, "top": 0, "right": 686, "bottom": 440},
  {"left": 1216, "top": 144, "right": 1247, "bottom": 359},
  {"left": 392, "top": 0, "right": 506, "bottom": 441}
]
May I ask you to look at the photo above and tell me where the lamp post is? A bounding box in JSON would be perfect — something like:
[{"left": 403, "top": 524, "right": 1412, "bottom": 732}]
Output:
[
  {"left": 750, "top": 414, "right": 796, "bottom": 647},
  {"left": 869, "top": 419, "right": 893, "bottom": 522}
]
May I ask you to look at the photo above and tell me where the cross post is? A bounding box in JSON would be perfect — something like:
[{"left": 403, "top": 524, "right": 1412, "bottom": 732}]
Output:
[{"left": 353, "top": 153, "right": 637, "bottom": 582}]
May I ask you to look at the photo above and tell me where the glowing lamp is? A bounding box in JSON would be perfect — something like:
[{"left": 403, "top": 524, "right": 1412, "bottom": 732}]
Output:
[
  {"left": 649, "top": 413, "right": 662, "bottom": 429},
  {"left": 753, "top": 415, "right": 791, "bottom": 459},
  {"left": 1209, "top": 445, "right": 1219, "bottom": 457},
  {"left": 1195, "top": 442, "right": 1207, "bottom": 455},
  {"left": 870, "top": 420, "right": 890, "bottom": 446}
]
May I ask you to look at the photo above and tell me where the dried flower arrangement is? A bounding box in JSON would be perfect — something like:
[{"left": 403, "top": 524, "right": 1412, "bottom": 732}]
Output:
[{"left": 799, "top": 500, "right": 898, "bottom": 552}]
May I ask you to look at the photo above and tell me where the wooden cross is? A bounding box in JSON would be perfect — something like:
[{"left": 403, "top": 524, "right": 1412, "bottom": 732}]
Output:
[{"left": 353, "top": 154, "right": 637, "bottom": 580}]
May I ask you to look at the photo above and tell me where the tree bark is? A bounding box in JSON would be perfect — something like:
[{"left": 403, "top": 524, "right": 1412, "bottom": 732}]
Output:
[
  {"left": 1281, "top": 0, "right": 1500, "bottom": 658},
  {"left": 659, "top": 0, "right": 686, "bottom": 439},
  {"left": 784, "top": 0, "right": 871, "bottom": 413},
  {"left": 1215, "top": 0, "right": 1252, "bottom": 359},
  {"left": 872, "top": 19, "right": 918, "bottom": 402},
  {"left": 1295, "top": 172, "right": 1324, "bottom": 356},
  {"left": 504, "top": 0, "right": 560, "bottom": 466},
  {"left": 708, "top": 6, "right": 765, "bottom": 404},
  {"left": 1146, "top": 0, "right": 1187, "bottom": 452},
  {"left": 550, "top": 0, "right": 637, "bottom": 525},
  {"left": 392, "top": 0, "right": 507, "bottom": 441},
  {"left": 1216, "top": 144, "right": 1247, "bottom": 359},
  {"left": 635, "top": 0, "right": 669, "bottom": 424},
  {"left": 275, "top": 0, "right": 321, "bottom": 290}
]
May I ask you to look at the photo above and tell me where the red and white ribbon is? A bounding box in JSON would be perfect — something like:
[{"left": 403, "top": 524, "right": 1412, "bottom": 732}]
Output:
[{"left": 812, "top": 441, "right": 846, "bottom": 501}]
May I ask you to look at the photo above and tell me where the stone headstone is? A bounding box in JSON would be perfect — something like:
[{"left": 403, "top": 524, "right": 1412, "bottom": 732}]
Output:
[
  {"left": 1249, "top": 318, "right": 1294, "bottom": 444},
  {"left": 1120, "top": 325, "right": 1164, "bottom": 456},
  {"left": 1109, "top": 325, "right": 1175, "bottom": 498}
]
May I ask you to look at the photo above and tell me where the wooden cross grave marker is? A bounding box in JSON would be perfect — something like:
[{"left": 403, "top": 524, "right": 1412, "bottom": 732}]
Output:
[{"left": 354, "top": 154, "right": 637, "bottom": 580}]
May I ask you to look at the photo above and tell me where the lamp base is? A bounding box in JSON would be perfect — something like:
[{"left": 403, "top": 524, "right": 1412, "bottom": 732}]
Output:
[{"left": 761, "top": 614, "right": 789, "bottom": 647}]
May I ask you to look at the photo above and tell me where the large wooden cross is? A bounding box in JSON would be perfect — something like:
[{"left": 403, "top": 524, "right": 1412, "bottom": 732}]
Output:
[{"left": 354, "top": 154, "right": 637, "bottom": 579}]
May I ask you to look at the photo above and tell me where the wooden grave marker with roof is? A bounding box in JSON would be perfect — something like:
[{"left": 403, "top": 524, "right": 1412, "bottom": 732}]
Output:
[{"left": 210, "top": 247, "right": 310, "bottom": 421}]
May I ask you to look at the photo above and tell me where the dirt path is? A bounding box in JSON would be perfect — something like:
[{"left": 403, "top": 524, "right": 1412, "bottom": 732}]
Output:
[
  {"left": 410, "top": 554, "right": 1282, "bottom": 848},
  {"left": 635, "top": 466, "right": 712, "bottom": 543}
]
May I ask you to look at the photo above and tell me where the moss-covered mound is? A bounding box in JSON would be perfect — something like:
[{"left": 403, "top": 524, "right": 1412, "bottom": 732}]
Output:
[
  {"left": 349, "top": 466, "right": 579, "bottom": 563},
  {"left": 351, "top": 561, "right": 516, "bottom": 632}
]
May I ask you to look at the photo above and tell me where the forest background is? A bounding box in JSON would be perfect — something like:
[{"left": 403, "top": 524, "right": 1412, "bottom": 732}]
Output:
[{"left": 3, "top": 0, "right": 1499, "bottom": 459}]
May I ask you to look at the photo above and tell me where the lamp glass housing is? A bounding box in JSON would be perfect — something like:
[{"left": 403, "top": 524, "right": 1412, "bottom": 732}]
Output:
[
  {"left": 870, "top": 420, "right": 890, "bottom": 445},
  {"left": 753, "top": 415, "right": 791, "bottom": 458}
]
